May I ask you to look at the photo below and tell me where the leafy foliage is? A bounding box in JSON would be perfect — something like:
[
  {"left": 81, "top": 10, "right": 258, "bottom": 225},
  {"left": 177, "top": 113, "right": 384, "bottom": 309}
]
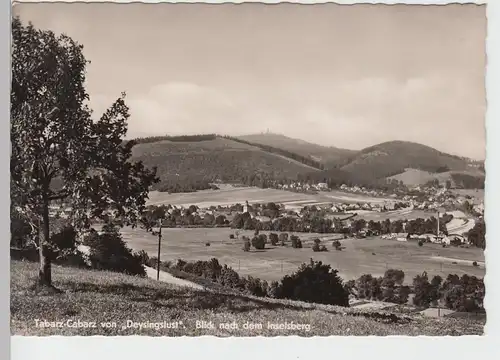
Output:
[
  {"left": 467, "top": 220, "right": 486, "bottom": 249},
  {"left": 269, "top": 233, "right": 279, "bottom": 246},
  {"left": 251, "top": 235, "right": 266, "bottom": 250},
  {"left": 242, "top": 237, "right": 251, "bottom": 252},
  {"left": 290, "top": 235, "right": 303, "bottom": 249},
  {"left": 274, "top": 259, "right": 349, "bottom": 306},
  {"left": 10, "top": 17, "right": 157, "bottom": 285},
  {"left": 83, "top": 225, "right": 146, "bottom": 276}
]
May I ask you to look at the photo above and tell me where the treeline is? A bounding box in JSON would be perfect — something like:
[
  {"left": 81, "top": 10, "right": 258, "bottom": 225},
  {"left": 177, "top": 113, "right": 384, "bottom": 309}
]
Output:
[
  {"left": 133, "top": 134, "right": 217, "bottom": 144},
  {"left": 149, "top": 257, "right": 349, "bottom": 306},
  {"left": 140, "top": 205, "right": 230, "bottom": 229},
  {"left": 451, "top": 173, "right": 485, "bottom": 189},
  {"left": 156, "top": 180, "right": 219, "bottom": 193},
  {"left": 224, "top": 136, "right": 325, "bottom": 170},
  {"left": 346, "top": 270, "right": 484, "bottom": 313},
  {"left": 148, "top": 256, "right": 484, "bottom": 313},
  {"left": 230, "top": 211, "right": 449, "bottom": 237}
]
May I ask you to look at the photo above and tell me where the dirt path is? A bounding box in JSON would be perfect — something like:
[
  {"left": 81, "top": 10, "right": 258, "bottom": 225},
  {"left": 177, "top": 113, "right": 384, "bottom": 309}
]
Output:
[{"left": 144, "top": 266, "right": 205, "bottom": 290}]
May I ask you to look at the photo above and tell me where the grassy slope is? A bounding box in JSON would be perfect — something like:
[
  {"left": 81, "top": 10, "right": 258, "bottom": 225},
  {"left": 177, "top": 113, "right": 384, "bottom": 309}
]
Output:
[
  {"left": 237, "top": 133, "right": 357, "bottom": 167},
  {"left": 131, "top": 137, "right": 319, "bottom": 189},
  {"left": 11, "top": 260, "right": 484, "bottom": 336}
]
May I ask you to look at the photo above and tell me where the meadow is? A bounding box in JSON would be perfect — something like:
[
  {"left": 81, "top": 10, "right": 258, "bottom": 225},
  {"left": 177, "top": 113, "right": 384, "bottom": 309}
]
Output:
[{"left": 121, "top": 226, "right": 485, "bottom": 283}]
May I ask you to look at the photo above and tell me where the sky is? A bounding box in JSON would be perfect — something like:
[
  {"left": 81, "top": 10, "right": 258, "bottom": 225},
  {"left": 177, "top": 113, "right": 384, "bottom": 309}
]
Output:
[{"left": 13, "top": 3, "right": 487, "bottom": 159}]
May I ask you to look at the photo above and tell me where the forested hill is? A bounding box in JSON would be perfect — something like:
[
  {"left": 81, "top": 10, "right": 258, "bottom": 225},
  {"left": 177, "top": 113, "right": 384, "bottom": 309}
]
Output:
[
  {"left": 302, "top": 141, "right": 484, "bottom": 189},
  {"left": 129, "top": 135, "right": 484, "bottom": 192},
  {"left": 129, "top": 135, "right": 322, "bottom": 192}
]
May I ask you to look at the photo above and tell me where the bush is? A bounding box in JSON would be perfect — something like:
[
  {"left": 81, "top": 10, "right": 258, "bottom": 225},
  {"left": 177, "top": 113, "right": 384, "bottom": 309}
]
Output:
[
  {"left": 267, "top": 281, "right": 280, "bottom": 298},
  {"left": 134, "top": 250, "right": 150, "bottom": 265},
  {"left": 85, "top": 225, "right": 146, "bottom": 276},
  {"left": 440, "top": 274, "right": 484, "bottom": 312},
  {"left": 291, "top": 235, "right": 302, "bottom": 249},
  {"left": 274, "top": 259, "right": 349, "bottom": 306},
  {"left": 278, "top": 233, "right": 288, "bottom": 246},
  {"left": 205, "top": 242, "right": 211, "bottom": 246},
  {"left": 146, "top": 256, "right": 160, "bottom": 269},
  {"left": 59, "top": 250, "right": 90, "bottom": 269},
  {"left": 332, "top": 240, "right": 342, "bottom": 250},
  {"left": 219, "top": 265, "right": 242, "bottom": 289},
  {"left": 356, "top": 274, "right": 382, "bottom": 300},
  {"left": 418, "top": 240, "right": 424, "bottom": 247},
  {"left": 259, "top": 233, "right": 268, "bottom": 244},
  {"left": 269, "top": 233, "right": 279, "bottom": 246},
  {"left": 243, "top": 237, "right": 251, "bottom": 252},
  {"left": 229, "top": 234, "right": 235, "bottom": 239},
  {"left": 412, "top": 272, "right": 433, "bottom": 307},
  {"left": 251, "top": 236, "right": 266, "bottom": 250},
  {"left": 312, "top": 239, "right": 327, "bottom": 252},
  {"left": 384, "top": 269, "right": 405, "bottom": 285},
  {"left": 243, "top": 276, "right": 268, "bottom": 297},
  {"left": 473, "top": 261, "right": 479, "bottom": 267}
]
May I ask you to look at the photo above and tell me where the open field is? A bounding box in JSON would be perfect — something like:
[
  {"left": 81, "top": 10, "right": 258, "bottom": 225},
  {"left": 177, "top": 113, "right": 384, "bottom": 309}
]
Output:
[
  {"left": 120, "top": 226, "right": 485, "bottom": 283},
  {"left": 387, "top": 168, "right": 453, "bottom": 186},
  {"left": 10, "top": 260, "right": 484, "bottom": 336},
  {"left": 451, "top": 189, "right": 485, "bottom": 204},
  {"left": 147, "top": 185, "right": 396, "bottom": 209}
]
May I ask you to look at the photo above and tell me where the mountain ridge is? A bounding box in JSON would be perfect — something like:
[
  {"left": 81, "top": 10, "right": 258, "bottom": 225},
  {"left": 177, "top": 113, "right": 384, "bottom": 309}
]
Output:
[{"left": 130, "top": 133, "right": 484, "bottom": 190}]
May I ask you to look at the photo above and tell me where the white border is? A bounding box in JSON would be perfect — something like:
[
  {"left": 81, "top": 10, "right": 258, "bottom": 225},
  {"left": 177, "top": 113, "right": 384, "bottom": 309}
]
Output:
[{"left": 5, "top": 1, "right": 499, "bottom": 360}]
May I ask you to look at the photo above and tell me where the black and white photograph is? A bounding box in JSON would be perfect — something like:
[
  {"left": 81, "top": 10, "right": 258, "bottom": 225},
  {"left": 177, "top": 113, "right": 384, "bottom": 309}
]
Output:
[{"left": 10, "top": 2, "right": 487, "bottom": 337}]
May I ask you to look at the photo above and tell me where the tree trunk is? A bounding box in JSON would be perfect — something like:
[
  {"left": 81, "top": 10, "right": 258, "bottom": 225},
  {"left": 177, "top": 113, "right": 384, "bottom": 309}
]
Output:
[{"left": 38, "top": 195, "right": 52, "bottom": 286}]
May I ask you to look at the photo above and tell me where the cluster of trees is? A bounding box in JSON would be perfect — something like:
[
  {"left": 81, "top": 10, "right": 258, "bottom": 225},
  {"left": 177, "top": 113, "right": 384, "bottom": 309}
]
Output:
[
  {"left": 81, "top": 224, "right": 148, "bottom": 276},
  {"left": 238, "top": 232, "right": 300, "bottom": 251},
  {"left": 346, "top": 270, "right": 484, "bottom": 312},
  {"left": 467, "top": 221, "right": 486, "bottom": 249},
  {"left": 412, "top": 272, "right": 484, "bottom": 312},
  {"left": 11, "top": 222, "right": 149, "bottom": 277},
  {"left": 451, "top": 173, "right": 485, "bottom": 189},
  {"left": 158, "top": 258, "right": 349, "bottom": 306},
  {"left": 346, "top": 269, "right": 411, "bottom": 304},
  {"left": 140, "top": 204, "right": 229, "bottom": 229},
  {"left": 405, "top": 217, "right": 449, "bottom": 236},
  {"left": 312, "top": 238, "right": 328, "bottom": 252},
  {"left": 230, "top": 211, "right": 449, "bottom": 238},
  {"left": 150, "top": 256, "right": 485, "bottom": 312}
]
